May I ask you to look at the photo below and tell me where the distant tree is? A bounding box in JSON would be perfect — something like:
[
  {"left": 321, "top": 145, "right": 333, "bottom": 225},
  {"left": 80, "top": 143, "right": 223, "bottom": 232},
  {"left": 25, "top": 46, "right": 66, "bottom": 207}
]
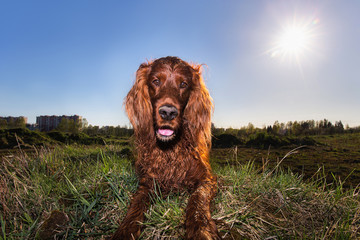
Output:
[
  {"left": 211, "top": 123, "right": 216, "bottom": 133},
  {"left": 108, "top": 126, "right": 115, "bottom": 136},
  {"left": 7, "top": 118, "right": 15, "bottom": 128},
  {"left": 279, "top": 122, "right": 286, "bottom": 135},
  {"left": 73, "top": 119, "right": 82, "bottom": 133},
  {"left": 266, "top": 125, "right": 273, "bottom": 134},
  {"left": 57, "top": 118, "right": 81, "bottom": 133},
  {"left": 327, "top": 120, "right": 333, "bottom": 128},
  {"left": 286, "top": 121, "right": 293, "bottom": 135},
  {"left": 83, "top": 124, "right": 97, "bottom": 136},
  {"left": 236, "top": 128, "right": 247, "bottom": 138},
  {"left": 246, "top": 123, "right": 255, "bottom": 136},
  {"left": 14, "top": 117, "right": 26, "bottom": 128},
  {"left": 211, "top": 124, "right": 225, "bottom": 136},
  {"left": 114, "top": 125, "right": 133, "bottom": 137},
  {"left": 272, "top": 121, "right": 280, "bottom": 135},
  {"left": 93, "top": 125, "right": 100, "bottom": 135},
  {"left": 301, "top": 121, "right": 310, "bottom": 131},
  {"left": 57, "top": 118, "right": 71, "bottom": 132},
  {"left": 0, "top": 119, "right": 7, "bottom": 129},
  {"left": 335, "top": 121, "right": 344, "bottom": 133},
  {"left": 224, "top": 127, "right": 238, "bottom": 136},
  {"left": 308, "top": 120, "right": 315, "bottom": 129},
  {"left": 82, "top": 124, "right": 133, "bottom": 137},
  {"left": 319, "top": 119, "right": 332, "bottom": 129},
  {"left": 82, "top": 118, "right": 89, "bottom": 128},
  {"left": 291, "top": 121, "right": 303, "bottom": 136}
]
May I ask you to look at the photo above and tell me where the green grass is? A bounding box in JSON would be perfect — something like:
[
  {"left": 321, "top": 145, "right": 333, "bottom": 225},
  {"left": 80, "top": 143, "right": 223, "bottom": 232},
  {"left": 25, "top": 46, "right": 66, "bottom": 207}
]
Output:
[
  {"left": 0, "top": 128, "right": 130, "bottom": 150},
  {"left": 1, "top": 145, "right": 359, "bottom": 239}
]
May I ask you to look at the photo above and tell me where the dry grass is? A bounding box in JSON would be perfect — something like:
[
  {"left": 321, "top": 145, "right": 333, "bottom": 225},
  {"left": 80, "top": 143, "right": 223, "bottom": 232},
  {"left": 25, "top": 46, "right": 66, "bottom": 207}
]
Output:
[{"left": 0, "top": 145, "right": 359, "bottom": 239}]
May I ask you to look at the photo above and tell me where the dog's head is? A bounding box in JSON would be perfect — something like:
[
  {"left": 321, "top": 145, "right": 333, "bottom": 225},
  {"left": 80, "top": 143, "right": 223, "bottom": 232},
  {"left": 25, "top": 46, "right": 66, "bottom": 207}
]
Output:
[{"left": 126, "top": 56, "right": 213, "bottom": 145}]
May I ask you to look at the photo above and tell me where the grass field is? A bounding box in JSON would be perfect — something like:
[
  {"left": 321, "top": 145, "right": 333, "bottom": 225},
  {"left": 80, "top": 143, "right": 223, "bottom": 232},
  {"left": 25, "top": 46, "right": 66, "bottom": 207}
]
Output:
[
  {"left": 212, "top": 133, "right": 360, "bottom": 189},
  {"left": 1, "top": 143, "right": 359, "bottom": 239}
]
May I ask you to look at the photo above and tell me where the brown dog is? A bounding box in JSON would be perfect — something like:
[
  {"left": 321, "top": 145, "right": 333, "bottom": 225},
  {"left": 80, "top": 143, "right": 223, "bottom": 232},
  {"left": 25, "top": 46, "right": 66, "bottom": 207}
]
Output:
[{"left": 111, "top": 56, "right": 219, "bottom": 239}]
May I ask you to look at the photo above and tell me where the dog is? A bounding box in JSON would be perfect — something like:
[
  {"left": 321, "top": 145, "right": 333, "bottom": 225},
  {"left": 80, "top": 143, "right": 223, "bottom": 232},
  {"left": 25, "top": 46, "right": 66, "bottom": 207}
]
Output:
[{"left": 111, "top": 56, "right": 220, "bottom": 239}]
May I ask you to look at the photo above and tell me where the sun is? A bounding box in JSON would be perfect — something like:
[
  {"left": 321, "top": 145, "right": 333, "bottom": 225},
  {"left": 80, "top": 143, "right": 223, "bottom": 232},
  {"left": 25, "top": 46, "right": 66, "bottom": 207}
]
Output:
[
  {"left": 278, "top": 26, "right": 310, "bottom": 54},
  {"left": 268, "top": 18, "right": 319, "bottom": 64}
]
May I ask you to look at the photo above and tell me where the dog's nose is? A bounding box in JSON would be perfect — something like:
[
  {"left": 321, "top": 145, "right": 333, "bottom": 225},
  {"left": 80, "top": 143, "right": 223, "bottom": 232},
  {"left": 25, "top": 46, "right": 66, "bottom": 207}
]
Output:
[{"left": 159, "top": 105, "right": 178, "bottom": 121}]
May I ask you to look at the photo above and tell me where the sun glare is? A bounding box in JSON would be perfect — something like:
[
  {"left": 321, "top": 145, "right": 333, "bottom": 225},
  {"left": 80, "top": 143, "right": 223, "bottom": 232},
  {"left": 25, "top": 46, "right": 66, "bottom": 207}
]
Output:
[
  {"left": 278, "top": 26, "right": 310, "bottom": 53},
  {"left": 268, "top": 18, "right": 319, "bottom": 65}
]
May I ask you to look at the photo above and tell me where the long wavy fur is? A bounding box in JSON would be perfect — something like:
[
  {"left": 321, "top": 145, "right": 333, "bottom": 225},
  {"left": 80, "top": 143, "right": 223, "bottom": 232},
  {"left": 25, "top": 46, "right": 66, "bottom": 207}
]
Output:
[{"left": 112, "top": 57, "right": 219, "bottom": 240}]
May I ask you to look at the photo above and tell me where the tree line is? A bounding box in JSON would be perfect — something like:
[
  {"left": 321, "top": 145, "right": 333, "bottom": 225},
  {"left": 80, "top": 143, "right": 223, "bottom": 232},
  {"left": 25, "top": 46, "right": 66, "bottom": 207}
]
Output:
[
  {"left": 1, "top": 117, "right": 359, "bottom": 138},
  {"left": 49, "top": 120, "right": 134, "bottom": 138},
  {"left": 0, "top": 117, "right": 26, "bottom": 129},
  {"left": 212, "top": 119, "right": 360, "bottom": 139},
  {"left": 82, "top": 125, "right": 133, "bottom": 137}
]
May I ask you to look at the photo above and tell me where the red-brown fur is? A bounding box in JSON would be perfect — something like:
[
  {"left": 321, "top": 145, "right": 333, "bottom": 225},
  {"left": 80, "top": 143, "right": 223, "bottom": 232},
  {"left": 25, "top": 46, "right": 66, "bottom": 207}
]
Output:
[{"left": 111, "top": 56, "right": 220, "bottom": 239}]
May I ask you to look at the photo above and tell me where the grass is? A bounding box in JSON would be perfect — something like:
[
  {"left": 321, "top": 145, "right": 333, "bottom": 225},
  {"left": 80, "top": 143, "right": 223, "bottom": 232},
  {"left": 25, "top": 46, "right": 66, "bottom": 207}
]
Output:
[
  {"left": 211, "top": 133, "right": 360, "bottom": 189},
  {"left": 0, "top": 145, "right": 359, "bottom": 239}
]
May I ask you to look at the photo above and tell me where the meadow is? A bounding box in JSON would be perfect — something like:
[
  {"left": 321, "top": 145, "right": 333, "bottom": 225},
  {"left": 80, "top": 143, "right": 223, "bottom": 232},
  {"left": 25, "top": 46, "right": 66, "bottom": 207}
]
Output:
[
  {"left": 1, "top": 135, "right": 359, "bottom": 239},
  {"left": 212, "top": 133, "right": 360, "bottom": 189}
]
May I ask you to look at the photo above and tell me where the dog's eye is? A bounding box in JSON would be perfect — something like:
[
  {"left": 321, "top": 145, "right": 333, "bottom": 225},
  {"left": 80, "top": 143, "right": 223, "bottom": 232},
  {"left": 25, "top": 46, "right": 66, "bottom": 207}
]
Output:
[
  {"left": 152, "top": 79, "right": 160, "bottom": 87},
  {"left": 180, "top": 81, "right": 188, "bottom": 89}
]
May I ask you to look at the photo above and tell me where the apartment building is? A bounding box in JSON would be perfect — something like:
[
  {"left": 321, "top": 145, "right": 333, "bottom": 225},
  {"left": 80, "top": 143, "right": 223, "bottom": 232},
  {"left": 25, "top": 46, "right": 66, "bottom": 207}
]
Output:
[{"left": 36, "top": 115, "right": 82, "bottom": 131}]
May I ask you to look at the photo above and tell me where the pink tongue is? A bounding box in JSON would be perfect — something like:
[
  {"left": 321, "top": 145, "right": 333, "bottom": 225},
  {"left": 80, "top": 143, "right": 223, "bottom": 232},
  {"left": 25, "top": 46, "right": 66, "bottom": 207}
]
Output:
[{"left": 158, "top": 129, "right": 174, "bottom": 136}]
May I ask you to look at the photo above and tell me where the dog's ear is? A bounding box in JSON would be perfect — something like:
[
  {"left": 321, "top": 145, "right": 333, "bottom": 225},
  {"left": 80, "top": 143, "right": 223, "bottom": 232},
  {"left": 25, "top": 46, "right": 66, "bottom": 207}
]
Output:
[
  {"left": 184, "top": 65, "right": 213, "bottom": 148},
  {"left": 125, "top": 62, "right": 154, "bottom": 138}
]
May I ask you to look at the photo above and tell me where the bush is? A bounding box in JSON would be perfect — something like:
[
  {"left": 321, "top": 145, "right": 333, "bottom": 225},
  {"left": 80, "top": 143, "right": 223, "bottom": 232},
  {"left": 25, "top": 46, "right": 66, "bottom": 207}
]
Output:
[
  {"left": 47, "top": 131, "right": 106, "bottom": 145},
  {"left": 47, "top": 131, "right": 67, "bottom": 143},
  {"left": 0, "top": 128, "right": 51, "bottom": 149},
  {"left": 212, "top": 134, "right": 243, "bottom": 148},
  {"left": 246, "top": 132, "right": 289, "bottom": 148},
  {"left": 300, "top": 136, "right": 317, "bottom": 146},
  {"left": 286, "top": 136, "right": 317, "bottom": 146}
]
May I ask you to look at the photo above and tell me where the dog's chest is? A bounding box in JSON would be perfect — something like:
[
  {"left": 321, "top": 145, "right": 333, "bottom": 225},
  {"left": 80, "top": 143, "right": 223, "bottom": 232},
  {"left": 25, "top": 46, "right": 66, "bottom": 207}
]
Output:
[{"left": 139, "top": 149, "right": 199, "bottom": 191}]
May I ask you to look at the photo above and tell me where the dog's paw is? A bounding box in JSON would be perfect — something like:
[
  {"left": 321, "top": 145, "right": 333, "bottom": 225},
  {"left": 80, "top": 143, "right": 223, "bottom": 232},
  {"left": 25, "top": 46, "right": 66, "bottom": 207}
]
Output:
[
  {"left": 186, "top": 219, "right": 220, "bottom": 240},
  {"left": 110, "top": 224, "right": 141, "bottom": 240}
]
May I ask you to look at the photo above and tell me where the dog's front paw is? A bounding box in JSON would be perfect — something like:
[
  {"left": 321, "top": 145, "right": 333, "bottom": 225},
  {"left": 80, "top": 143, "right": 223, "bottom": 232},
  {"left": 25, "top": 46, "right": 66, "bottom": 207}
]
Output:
[
  {"left": 110, "top": 223, "right": 141, "bottom": 240},
  {"left": 185, "top": 218, "right": 220, "bottom": 240}
]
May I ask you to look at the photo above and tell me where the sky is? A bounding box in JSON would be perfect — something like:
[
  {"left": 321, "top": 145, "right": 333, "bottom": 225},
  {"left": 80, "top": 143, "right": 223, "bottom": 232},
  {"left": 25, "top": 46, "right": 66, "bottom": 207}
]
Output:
[{"left": 1, "top": 0, "right": 359, "bottom": 128}]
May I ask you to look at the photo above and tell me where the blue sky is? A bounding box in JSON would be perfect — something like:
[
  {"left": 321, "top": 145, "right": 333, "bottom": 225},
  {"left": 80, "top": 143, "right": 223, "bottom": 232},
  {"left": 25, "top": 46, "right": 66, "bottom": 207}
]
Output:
[{"left": 1, "top": 0, "right": 359, "bottom": 128}]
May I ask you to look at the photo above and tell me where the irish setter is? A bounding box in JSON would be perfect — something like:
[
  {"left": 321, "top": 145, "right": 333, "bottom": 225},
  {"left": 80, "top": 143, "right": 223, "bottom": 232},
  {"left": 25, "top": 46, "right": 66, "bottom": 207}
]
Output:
[{"left": 111, "top": 56, "right": 220, "bottom": 239}]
